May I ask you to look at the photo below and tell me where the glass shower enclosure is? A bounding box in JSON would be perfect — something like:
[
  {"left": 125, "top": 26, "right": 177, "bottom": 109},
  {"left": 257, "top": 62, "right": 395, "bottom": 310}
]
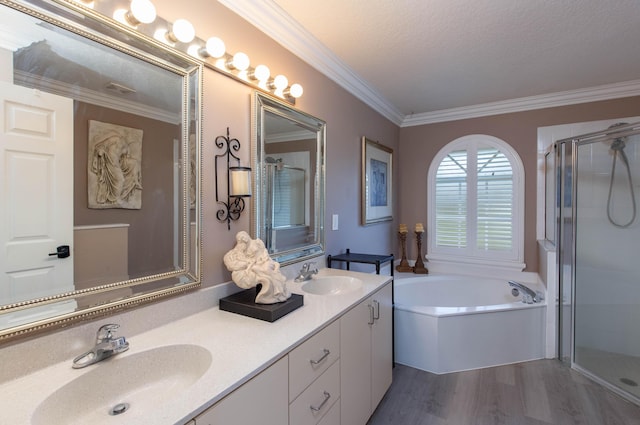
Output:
[
  {"left": 263, "top": 159, "right": 308, "bottom": 254},
  {"left": 555, "top": 121, "right": 640, "bottom": 405}
]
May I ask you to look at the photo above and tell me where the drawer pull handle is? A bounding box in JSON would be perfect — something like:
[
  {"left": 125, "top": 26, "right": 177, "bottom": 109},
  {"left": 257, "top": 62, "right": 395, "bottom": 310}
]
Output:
[
  {"left": 310, "top": 349, "right": 330, "bottom": 365},
  {"left": 373, "top": 299, "right": 380, "bottom": 320},
  {"left": 368, "top": 304, "right": 375, "bottom": 325},
  {"left": 310, "top": 391, "right": 331, "bottom": 412}
]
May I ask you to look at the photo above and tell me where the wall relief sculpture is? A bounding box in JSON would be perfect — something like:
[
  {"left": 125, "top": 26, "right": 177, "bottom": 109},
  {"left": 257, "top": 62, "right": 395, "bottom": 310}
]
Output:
[{"left": 88, "top": 120, "right": 143, "bottom": 209}]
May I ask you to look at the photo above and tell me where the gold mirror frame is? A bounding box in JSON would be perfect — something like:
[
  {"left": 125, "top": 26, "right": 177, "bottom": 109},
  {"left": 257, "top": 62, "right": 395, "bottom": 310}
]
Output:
[{"left": 0, "top": 0, "right": 202, "bottom": 342}]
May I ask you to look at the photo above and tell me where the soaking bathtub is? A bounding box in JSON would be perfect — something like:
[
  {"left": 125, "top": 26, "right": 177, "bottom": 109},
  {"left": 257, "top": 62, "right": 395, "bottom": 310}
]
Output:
[{"left": 394, "top": 274, "right": 546, "bottom": 374}]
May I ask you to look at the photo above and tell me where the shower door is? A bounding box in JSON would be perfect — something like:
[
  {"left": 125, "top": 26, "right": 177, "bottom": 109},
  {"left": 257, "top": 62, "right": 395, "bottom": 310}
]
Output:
[
  {"left": 558, "top": 122, "right": 640, "bottom": 405},
  {"left": 555, "top": 141, "right": 574, "bottom": 364}
]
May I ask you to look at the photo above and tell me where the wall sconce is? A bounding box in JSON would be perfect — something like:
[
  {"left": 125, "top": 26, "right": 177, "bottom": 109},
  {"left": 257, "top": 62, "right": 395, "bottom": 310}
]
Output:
[{"left": 215, "top": 127, "right": 252, "bottom": 230}]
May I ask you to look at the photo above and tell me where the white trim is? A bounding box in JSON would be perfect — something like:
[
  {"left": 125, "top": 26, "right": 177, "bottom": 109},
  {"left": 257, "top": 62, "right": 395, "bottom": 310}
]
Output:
[
  {"left": 74, "top": 223, "right": 130, "bottom": 230},
  {"left": 15, "top": 72, "right": 180, "bottom": 124},
  {"left": 266, "top": 129, "right": 314, "bottom": 143},
  {"left": 218, "top": 0, "right": 408, "bottom": 127},
  {"left": 402, "top": 80, "right": 640, "bottom": 127},
  {"left": 218, "top": 1, "right": 640, "bottom": 126}
]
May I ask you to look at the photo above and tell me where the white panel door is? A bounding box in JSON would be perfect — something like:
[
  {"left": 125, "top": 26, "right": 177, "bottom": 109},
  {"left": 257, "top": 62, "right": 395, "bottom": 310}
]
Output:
[{"left": 0, "top": 81, "right": 74, "bottom": 305}]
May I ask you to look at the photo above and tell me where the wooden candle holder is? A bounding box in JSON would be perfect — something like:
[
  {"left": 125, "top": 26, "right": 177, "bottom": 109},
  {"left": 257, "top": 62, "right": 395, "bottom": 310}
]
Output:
[
  {"left": 396, "top": 232, "right": 413, "bottom": 272},
  {"left": 413, "top": 231, "right": 428, "bottom": 274}
]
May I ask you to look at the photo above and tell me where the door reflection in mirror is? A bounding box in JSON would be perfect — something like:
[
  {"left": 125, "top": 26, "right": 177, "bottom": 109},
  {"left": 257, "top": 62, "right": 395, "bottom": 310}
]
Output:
[{"left": 0, "top": 0, "right": 201, "bottom": 340}]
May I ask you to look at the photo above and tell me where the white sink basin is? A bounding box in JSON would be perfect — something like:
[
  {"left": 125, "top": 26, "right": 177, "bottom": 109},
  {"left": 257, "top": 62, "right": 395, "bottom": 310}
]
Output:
[
  {"left": 302, "top": 275, "right": 363, "bottom": 295},
  {"left": 32, "top": 344, "right": 211, "bottom": 425}
]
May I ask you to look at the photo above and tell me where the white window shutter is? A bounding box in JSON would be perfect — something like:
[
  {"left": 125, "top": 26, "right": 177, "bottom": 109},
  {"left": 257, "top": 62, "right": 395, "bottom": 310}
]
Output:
[
  {"left": 476, "top": 147, "right": 513, "bottom": 251},
  {"left": 435, "top": 150, "right": 467, "bottom": 248},
  {"left": 428, "top": 135, "right": 524, "bottom": 271}
]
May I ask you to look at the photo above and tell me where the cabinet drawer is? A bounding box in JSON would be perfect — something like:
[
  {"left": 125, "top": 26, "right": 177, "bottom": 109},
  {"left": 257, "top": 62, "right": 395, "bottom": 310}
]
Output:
[
  {"left": 289, "top": 360, "right": 340, "bottom": 425},
  {"left": 289, "top": 320, "right": 339, "bottom": 401},
  {"left": 317, "top": 398, "right": 340, "bottom": 425}
]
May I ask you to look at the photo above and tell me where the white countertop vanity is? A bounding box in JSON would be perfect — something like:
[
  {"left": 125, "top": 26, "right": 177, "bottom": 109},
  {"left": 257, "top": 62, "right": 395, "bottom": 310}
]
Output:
[{"left": 0, "top": 268, "right": 393, "bottom": 425}]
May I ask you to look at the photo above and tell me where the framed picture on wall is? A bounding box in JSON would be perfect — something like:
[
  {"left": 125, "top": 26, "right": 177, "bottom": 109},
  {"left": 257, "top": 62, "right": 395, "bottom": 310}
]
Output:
[{"left": 361, "top": 137, "right": 393, "bottom": 225}]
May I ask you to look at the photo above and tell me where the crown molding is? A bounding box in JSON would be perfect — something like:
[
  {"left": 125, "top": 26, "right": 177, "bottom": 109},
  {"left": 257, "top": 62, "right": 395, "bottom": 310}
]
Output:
[
  {"left": 219, "top": 1, "right": 640, "bottom": 129},
  {"left": 217, "top": 0, "right": 404, "bottom": 126},
  {"left": 15, "top": 71, "right": 180, "bottom": 124},
  {"left": 266, "top": 129, "right": 314, "bottom": 143},
  {"left": 402, "top": 79, "right": 640, "bottom": 127}
]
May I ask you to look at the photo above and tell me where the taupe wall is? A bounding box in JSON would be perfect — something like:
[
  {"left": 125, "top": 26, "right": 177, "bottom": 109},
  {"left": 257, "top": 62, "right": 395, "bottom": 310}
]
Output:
[
  {"left": 154, "top": 0, "right": 640, "bottom": 280},
  {"left": 74, "top": 101, "right": 180, "bottom": 278},
  {"left": 398, "top": 96, "right": 640, "bottom": 272},
  {"left": 155, "top": 0, "right": 400, "bottom": 285}
]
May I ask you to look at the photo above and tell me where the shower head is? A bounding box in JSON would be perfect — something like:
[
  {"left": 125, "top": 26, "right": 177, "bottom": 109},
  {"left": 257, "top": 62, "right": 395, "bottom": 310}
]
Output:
[
  {"left": 265, "top": 156, "right": 284, "bottom": 170},
  {"left": 610, "top": 137, "right": 627, "bottom": 152},
  {"left": 605, "top": 122, "right": 636, "bottom": 228},
  {"left": 602, "top": 123, "right": 630, "bottom": 152}
]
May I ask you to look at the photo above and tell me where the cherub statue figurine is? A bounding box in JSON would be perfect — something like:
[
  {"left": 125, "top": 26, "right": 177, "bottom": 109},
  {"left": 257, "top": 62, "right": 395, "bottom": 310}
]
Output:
[{"left": 223, "top": 231, "right": 291, "bottom": 304}]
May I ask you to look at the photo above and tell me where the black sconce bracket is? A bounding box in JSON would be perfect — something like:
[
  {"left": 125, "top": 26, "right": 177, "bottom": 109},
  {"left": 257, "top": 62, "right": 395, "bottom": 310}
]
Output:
[{"left": 215, "top": 127, "right": 251, "bottom": 230}]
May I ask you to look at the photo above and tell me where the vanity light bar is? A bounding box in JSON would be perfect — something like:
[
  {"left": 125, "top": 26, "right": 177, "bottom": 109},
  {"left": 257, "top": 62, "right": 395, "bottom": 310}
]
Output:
[{"left": 77, "top": 0, "right": 303, "bottom": 102}]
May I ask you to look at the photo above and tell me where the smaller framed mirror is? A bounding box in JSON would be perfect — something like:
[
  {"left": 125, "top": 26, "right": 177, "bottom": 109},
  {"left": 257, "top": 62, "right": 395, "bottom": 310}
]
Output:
[{"left": 252, "top": 92, "right": 325, "bottom": 265}]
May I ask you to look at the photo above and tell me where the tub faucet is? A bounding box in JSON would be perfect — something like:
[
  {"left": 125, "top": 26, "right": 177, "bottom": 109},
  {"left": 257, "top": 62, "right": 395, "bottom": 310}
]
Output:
[
  {"left": 295, "top": 262, "right": 318, "bottom": 282},
  {"left": 72, "top": 324, "right": 129, "bottom": 369},
  {"left": 508, "top": 281, "right": 544, "bottom": 304}
]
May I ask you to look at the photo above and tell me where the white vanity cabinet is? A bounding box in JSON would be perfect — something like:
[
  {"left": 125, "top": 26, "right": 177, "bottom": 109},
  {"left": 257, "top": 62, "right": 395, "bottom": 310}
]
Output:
[
  {"left": 289, "top": 320, "right": 340, "bottom": 425},
  {"left": 191, "top": 278, "right": 392, "bottom": 425},
  {"left": 194, "top": 356, "right": 288, "bottom": 425},
  {"left": 340, "top": 281, "right": 393, "bottom": 424}
]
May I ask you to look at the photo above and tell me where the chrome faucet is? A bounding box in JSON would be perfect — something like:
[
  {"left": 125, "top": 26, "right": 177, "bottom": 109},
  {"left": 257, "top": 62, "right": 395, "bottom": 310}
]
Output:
[
  {"left": 508, "top": 281, "right": 544, "bottom": 304},
  {"left": 295, "top": 262, "right": 318, "bottom": 282},
  {"left": 72, "top": 324, "right": 129, "bottom": 369}
]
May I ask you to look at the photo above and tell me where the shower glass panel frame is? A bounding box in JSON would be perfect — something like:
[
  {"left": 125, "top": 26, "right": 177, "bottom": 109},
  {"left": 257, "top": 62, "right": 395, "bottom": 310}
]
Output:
[
  {"left": 264, "top": 162, "right": 309, "bottom": 254},
  {"left": 271, "top": 165, "right": 306, "bottom": 228},
  {"left": 556, "top": 121, "right": 640, "bottom": 406}
]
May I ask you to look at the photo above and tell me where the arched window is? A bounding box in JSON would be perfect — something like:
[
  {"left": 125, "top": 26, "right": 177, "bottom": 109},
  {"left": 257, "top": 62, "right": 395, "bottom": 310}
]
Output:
[{"left": 427, "top": 135, "right": 525, "bottom": 272}]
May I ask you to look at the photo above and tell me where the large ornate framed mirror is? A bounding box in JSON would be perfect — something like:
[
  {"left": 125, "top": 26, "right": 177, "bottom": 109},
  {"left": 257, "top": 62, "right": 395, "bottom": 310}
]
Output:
[
  {"left": 251, "top": 92, "right": 325, "bottom": 265},
  {"left": 0, "top": 0, "right": 202, "bottom": 341}
]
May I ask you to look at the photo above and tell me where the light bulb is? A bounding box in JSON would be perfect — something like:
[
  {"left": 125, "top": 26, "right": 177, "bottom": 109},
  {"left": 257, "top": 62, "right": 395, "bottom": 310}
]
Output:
[
  {"left": 203, "top": 37, "right": 225, "bottom": 58},
  {"left": 288, "top": 83, "right": 303, "bottom": 98},
  {"left": 227, "top": 52, "right": 250, "bottom": 71},
  {"left": 251, "top": 64, "right": 270, "bottom": 82},
  {"left": 273, "top": 74, "right": 288, "bottom": 91},
  {"left": 128, "top": 0, "right": 156, "bottom": 25},
  {"left": 167, "top": 19, "right": 195, "bottom": 43}
]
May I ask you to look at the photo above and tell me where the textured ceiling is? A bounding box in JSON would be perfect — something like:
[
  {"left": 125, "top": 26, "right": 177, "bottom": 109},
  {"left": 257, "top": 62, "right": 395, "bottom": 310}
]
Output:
[{"left": 270, "top": 0, "right": 640, "bottom": 119}]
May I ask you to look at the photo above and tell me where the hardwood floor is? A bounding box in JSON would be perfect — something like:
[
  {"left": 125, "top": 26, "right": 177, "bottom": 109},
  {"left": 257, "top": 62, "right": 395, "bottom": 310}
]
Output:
[{"left": 367, "top": 360, "right": 640, "bottom": 425}]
